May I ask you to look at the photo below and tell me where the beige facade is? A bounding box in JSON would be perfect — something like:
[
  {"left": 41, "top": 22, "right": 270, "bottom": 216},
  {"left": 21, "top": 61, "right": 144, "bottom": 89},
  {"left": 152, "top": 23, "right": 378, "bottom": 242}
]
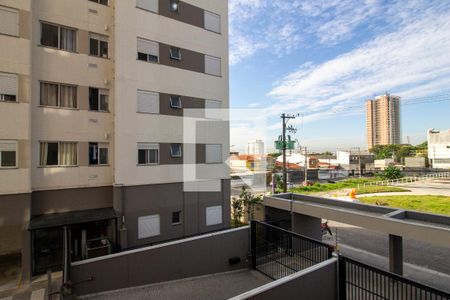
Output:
[
  {"left": 366, "top": 94, "right": 401, "bottom": 150},
  {"left": 0, "top": 0, "right": 229, "bottom": 277}
]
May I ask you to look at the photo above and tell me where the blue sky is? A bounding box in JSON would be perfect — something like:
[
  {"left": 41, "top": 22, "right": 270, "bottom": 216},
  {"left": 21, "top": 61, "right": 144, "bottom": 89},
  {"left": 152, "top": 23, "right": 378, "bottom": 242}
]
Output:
[{"left": 228, "top": 0, "right": 450, "bottom": 153}]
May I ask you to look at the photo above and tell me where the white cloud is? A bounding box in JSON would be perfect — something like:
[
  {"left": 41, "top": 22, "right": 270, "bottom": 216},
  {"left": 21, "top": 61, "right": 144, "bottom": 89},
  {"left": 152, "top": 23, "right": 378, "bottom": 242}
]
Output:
[{"left": 266, "top": 6, "right": 450, "bottom": 124}]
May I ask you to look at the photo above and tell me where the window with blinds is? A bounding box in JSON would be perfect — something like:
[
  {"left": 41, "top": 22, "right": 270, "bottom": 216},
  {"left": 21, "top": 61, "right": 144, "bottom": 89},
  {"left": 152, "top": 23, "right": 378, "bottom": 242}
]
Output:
[
  {"left": 0, "top": 6, "right": 19, "bottom": 36},
  {"left": 206, "top": 205, "right": 222, "bottom": 226},
  {"left": 137, "top": 90, "right": 159, "bottom": 114},
  {"left": 204, "top": 11, "right": 221, "bottom": 33},
  {"left": 138, "top": 215, "right": 160, "bottom": 239},
  {"left": 205, "top": 55, "right": 221, "bottom": 76},
  {"left": 136, "top": 0, "right": 158, "bottom": 13},
  {"left": 138, "top": 143, "right": 159, "bottom": 165},
  {"left": 0, "top": 73, "right": 18, "bottom": 102},
  {"left": 137, "top": 38, "right": 159, "bottom": 63},
  {"left": 40, "top": 82, "right": 77, "bottom": 108},
  {"left": 0, "top": 140, "right": 17, "bottom": 168},
  {"left": 205, "top": 99, "right": 221, "bottom": 119},
  {"left": 206, "top": 144, "right": 222, "bottom": 164}
]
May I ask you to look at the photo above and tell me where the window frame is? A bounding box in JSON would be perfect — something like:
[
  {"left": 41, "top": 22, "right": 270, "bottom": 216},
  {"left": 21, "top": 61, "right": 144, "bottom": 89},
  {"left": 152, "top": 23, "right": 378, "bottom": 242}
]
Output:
[
  {"left": 89, "top": 0, "right": 109, "bottom": 6},
  {"left": 137, "top": 143, "right": 159, "bottom": 165},
  {"left": 89, "top": 87, "right": 109, "bottom": 112},
  {"left": 206, "top": 205, "right": 223, "bottom": 226},
  {"left": 138, "top": 214, "right": 160, "bottom": 239},
  {"left": 40, "top": 81, "right": 78, "bottom": 109},
  {"left": 137, "top": 38, "right": 159, "bottom": 63},
  {"left": 170, "top": 143, "right": 182, "bottom": 158},
  {"left": 40, "top": 21, "right": 77, "bottom": 52},
  {"left": 0, "top": 140, "right": 18, "bottom": 169},
  {"left": 170, "top": 95, "right": 182, "bottom": 109},
  {"left": 89, "top": 142, "right": 109, "bottom": 166},
  {"left": 172, "top": 211, "right": 182, "bottom": 225},
  {"left": 0, "top": 6, "right": 19, "bottom": 37},
  {"left": 205, "top": 144, "right": 222, "bottom": 164},
  {"left": 170, "top": 47, "right": 182, "bottom": 60},
  {"left": 39, "top": 141, "right": 78, "bottom": 167},
  {"left": 89, "top": 32, "right": 109, "bottom": 58}
]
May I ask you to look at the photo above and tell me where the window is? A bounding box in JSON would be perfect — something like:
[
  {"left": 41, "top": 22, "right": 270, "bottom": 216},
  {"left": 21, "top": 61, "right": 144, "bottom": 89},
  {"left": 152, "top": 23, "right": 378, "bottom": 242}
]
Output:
[
  {"left": 170, "top": 95, "right": 182, "bottom": 108},
  {"left": 170, "top": 47, "right": 181, "bottom": 60},
  {"left": 0, "top": 73, "right": 17, "bottom": 102},
  {"left": 205, "top": 99, "right": 221, "bottom": 119},
  {"left": 206, "top": 144, "right": 222, "bottom": 164},
  {"left": 89, "top": 33, "right": 109, "bottom": 58},
  {"left": 89, "top": 88, "right": 109, "bottom": 111},
  {"left": 170, "top": 143, "right": 182, "bottom": 158},
  {"left": 172, "top": 211, "right": 181, "bottom": 225},
  {"left": 41, "top": 22, "right": 77, "bottom": 52},
  {"left": 0, "top": 6, "right": 19, "bottom": 36},
  {"left": 138, "top": 143, "right": 159, "bottom": 165},
  {"left": 138, "top": 215, "right": 160, "bottom": 239},
  {"left": 205, "top": 55, "right": 221, "bottom": 76},
  {"left": 89, "top": 0, "right": 108, "bottom": 5},
  {"left": 206, "top": 205, "right": 222, "bottom": 226},
  {"left": 137, "top": 90, "right": 159, "bottom": 114},
  {"left": 136, "top": 0, "right": 158, "bottom": 12},
  {"left": 89, "top": 143, "right": 108, "bottom": 165},
  {"left": 40, "top": 82, "right": 77, "bottom": 108},
  {"left": 0, "top": 140, "right": 17, "bottom": 168},
  {"left": 39, "top": 142, "right": 77, "bottom": 166},
  {"left": 204, "top": 11, "right": 220, "bottom": 33},
  {"left": 137, "top": 38, "right": 159, "bottom": 63},
  {"left": 169, "top": 0, "right": 179, "bottom": 13}
]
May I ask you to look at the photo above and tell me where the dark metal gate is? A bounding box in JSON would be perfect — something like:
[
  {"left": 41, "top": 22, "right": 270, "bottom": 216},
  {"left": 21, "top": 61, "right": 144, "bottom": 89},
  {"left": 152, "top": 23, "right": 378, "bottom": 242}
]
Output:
[
  {"left": 339, "top": 256, "right": 450, "bottom": 300},
  {"left": 250, "top": 220, "right": 333, "bottom": 279}
]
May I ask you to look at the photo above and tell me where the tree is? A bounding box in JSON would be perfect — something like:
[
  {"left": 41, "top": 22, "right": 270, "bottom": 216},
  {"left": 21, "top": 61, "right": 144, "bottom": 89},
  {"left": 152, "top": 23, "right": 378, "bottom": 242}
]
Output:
[
  {"left": 380, "top": 165, "right": 403, "bottom": 179},
  {"left": 231, "top": 186, "right": 264, "bottom": 226}
]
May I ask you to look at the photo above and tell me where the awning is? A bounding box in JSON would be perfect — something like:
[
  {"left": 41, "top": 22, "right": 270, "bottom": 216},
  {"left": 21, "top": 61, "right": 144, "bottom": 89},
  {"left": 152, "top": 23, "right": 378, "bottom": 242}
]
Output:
[{"left": 29, "top": 207, "right": 117, "bottom": 230}]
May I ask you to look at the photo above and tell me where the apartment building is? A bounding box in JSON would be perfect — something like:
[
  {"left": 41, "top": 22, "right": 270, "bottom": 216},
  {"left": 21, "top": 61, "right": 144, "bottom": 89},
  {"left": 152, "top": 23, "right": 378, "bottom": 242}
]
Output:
[
  {"left": 0, "top": 0, "right": 229, "bottom": 278},
  {"left": 428, "top": 128, "right": 450, "bottom": 169},
  {"left": 366, "top": 93, "right": 401, "bottom": 150},
  {"left": 246, "top": 139, "right": 264, "bottom": 155}
]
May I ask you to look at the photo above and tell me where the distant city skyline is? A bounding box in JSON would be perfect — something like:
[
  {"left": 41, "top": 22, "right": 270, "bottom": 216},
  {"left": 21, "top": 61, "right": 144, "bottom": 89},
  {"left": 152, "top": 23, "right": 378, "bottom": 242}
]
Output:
[{"left": 229, "top": 0, "right": 450, "bottom": 153}]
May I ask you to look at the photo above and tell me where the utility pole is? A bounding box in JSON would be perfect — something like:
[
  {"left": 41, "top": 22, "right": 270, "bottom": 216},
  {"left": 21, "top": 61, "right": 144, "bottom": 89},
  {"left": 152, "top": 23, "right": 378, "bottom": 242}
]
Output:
[
  {"left": 304, "top": 146, "right": 308, "bottom": 185},
  {"left": 280, "top": 113, "right": 297, "bottom": 192}
]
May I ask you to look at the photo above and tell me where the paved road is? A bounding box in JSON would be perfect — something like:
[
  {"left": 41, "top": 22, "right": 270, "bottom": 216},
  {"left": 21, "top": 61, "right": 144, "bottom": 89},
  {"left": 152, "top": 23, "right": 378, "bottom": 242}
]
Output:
[{"left": 323, "top": 221, "right": 450, "bottom": 292}]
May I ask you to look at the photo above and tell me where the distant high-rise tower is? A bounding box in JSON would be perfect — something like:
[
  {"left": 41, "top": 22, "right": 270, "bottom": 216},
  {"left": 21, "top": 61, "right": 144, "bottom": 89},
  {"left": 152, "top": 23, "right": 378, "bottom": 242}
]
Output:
[
  {"left": 246, "top": 140, "right": 265, "bottom": 155},
  {"left": 366, "top": 94, "right": 401, "bottom": 149}
]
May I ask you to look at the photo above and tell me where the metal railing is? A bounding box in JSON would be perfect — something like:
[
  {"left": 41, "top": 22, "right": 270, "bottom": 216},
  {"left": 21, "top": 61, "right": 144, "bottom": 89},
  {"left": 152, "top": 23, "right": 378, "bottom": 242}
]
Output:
[
  {"left": 339, "top": 256, "right": 450, "bottom": 300},
  {"left": 357, "top": 172, "right": 450, "bottom": 189},
  {"left": 251, "top": 220, "right": 333, "bottom": 280}
]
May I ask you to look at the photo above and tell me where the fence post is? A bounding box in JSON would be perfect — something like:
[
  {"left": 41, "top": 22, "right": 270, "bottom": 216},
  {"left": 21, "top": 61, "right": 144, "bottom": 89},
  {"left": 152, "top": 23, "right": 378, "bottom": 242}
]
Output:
[
  {"left": 251, "top": 220, "right": 257, "bottom": 270},
  {"left": 338, "top": 257, "right": 347, "bottom": 300}
]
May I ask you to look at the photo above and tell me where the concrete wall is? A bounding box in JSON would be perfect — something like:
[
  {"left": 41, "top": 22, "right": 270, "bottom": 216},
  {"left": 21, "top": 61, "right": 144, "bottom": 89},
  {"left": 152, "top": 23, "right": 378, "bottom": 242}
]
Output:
[
  {"left": 71, "top": 226, "right": 250, "bottom": 296},
  {"left": 231, "top": 258, "right": 337, "bottom": 300},
  {"left": 0, "top": 193, "right": 30, "bottom": 255},
  {"left": 122, "top": 179, "right": 231, "bottom": 248}
]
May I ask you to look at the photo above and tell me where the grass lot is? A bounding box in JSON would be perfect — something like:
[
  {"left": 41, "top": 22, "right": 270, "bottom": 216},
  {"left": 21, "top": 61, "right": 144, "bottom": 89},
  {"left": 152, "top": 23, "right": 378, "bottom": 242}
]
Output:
[
  {"left": 356, "top": 185, "right": 409, "bottom": 195},
  {"left": 359, "top": 195, "right": 450, "bottom": 215},
  {"left": 289, "top": 177, "right": 380, "bottom": 194}
]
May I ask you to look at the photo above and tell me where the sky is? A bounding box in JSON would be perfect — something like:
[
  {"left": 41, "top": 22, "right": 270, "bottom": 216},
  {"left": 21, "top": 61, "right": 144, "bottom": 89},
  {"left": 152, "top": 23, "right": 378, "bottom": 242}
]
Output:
[{"left": 228, "top": 0, "right": 450, "bottom": 154}]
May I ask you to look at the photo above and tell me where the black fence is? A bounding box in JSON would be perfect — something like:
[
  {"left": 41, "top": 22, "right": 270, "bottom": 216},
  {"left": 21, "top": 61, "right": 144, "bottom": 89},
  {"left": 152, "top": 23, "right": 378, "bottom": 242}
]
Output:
[
  {"left": 339, "top": 256, "right": 450, "bottom": 300},
  {"left": 251, "top": 220, "right": 333, "bottom": 280}
]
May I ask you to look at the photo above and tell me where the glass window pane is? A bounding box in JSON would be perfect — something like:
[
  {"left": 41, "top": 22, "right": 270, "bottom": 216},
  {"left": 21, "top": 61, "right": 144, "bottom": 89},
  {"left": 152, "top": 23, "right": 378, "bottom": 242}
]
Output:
[
  {"left": 46, "top": 143, "right": 59, "bottom": 166},
  {"left": 90, "top": 38, "right": 99, "bottom": 56},
  {"left": 89, "top": 88, "right": 99, "bottom": 111},
  {"left": 137, "top": 52, "right": 148, "bottom": 61},
  {"left": 170, "top": 144, "right": 182, "bottom": 157},
  {"left": 100, "top": 40, "right": 108, "bottom": 58},
  {"left": 100, "top": 94, "right": 108, "bottom": 111},
  {"left": 89, "top": 143, "right": 98, "bottom": 165},
  {"left": 60, "top": 85, "right": 77, "bottom": 108},
  {"left": 99, "top": 0, "right": 108, "bottom": 5},
  {"left": 149, "top": 149, "right": 158, "bottom": 164},
  {"left": 1, "top": 151, "right": 16, "bottom": 167},
  {"left": 99, "top": 148, "right": 108, "bottom": 165},
  {"left": 41, "top": 23, "right": 59, "bottom": 48},
  {"left": 3, "top": 95, "right": 16, "bottom": 102},
  {"left": 40, "top": 83, "right": 59, "bottom": 106},
  {"left": 60, "top": 27, "right": 76, "bottom": 52},
  {"left": 138, "top": 149, "right": 147, "bottom": 164}
]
